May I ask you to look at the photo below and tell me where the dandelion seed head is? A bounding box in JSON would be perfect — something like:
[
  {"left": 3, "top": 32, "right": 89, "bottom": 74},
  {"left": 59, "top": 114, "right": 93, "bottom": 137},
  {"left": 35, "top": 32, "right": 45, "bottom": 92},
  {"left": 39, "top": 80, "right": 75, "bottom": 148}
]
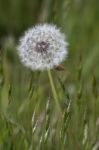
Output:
[{"left": 17, "top": 24, "right": 68, "bottom": 70}]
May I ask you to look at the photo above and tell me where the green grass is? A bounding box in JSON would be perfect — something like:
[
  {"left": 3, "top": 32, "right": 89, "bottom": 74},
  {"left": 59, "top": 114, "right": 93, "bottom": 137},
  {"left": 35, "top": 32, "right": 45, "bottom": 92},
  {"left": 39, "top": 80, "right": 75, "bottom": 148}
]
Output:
[{"left": 0, "top": 0, "right": 99, "bottom": 149}]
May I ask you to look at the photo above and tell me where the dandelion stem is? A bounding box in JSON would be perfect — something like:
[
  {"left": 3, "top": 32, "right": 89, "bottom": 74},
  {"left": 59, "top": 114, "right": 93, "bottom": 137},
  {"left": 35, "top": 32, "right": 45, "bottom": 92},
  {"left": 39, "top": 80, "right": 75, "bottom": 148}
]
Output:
[{"left": 47, "top": 69, "right": 61, "bottom": 114}]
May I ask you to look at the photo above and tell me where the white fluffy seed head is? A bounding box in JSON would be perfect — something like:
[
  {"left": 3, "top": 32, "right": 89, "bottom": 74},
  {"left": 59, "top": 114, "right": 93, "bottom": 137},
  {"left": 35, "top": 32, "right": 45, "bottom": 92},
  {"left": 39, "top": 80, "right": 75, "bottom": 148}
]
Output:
[{"left": 17, "top": 24, "right": 68, "bottom": 71}]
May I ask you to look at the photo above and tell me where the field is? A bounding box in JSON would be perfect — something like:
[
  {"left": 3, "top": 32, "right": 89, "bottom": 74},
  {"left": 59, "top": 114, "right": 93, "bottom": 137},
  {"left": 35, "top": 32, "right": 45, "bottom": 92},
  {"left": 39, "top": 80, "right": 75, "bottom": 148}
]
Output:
[{"left": 0, "top": 0, "right": 99, "bottom": 149}]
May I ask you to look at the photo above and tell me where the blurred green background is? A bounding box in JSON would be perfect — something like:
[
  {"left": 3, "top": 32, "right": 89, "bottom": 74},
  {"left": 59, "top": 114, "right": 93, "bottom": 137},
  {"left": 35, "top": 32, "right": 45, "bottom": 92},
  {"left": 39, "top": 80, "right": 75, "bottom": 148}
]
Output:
[
  {"left": 0, "top": 0, "right": 99, "bottom": 76},
  {"left": 0, "top": 0, "right": 99, "bottom": 149}
]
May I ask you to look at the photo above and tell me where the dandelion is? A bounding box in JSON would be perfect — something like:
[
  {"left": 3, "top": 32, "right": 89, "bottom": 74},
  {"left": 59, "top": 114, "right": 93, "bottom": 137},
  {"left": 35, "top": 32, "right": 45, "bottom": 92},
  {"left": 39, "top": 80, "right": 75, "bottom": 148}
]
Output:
[
  {"left": 17, "top": 24, "right": 68, "bottom": 113},
  {"left": 17, "top": 24, "right": 68, "bottom": 71}
]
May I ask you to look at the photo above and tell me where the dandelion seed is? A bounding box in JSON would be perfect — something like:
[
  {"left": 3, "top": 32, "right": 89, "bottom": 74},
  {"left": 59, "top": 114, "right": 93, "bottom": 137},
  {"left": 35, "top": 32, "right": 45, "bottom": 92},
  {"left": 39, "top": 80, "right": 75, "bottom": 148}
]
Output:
[{"left": 17, "top": 24, "right": 68, "bottom": 70}]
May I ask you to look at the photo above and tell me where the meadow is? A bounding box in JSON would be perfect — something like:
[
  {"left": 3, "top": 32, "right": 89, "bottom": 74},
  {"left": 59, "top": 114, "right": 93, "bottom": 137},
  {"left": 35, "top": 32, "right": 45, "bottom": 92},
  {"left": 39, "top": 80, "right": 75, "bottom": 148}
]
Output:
[{"left": 0, "top": 0, "right": 99, "bottom": 149}]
